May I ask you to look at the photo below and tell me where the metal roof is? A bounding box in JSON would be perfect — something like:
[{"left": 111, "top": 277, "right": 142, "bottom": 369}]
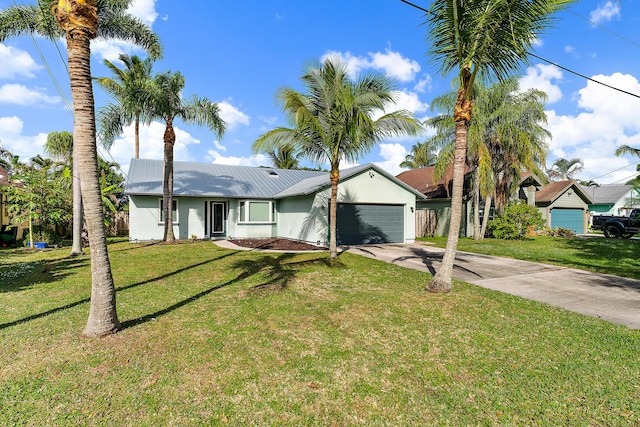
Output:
[
  {"left": 125, "top": 158, "right": 325, "bottom": 198},
  {"left": 125, "top": 159, "right": 426, "bottom": 200},
  {"left": 579, "top": 184, "right": 634, "bottom": 204}
]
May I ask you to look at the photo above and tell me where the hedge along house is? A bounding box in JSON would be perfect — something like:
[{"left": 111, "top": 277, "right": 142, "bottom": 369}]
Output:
[
  {"left": 524, "top": 180, "right": 593, "bottom": 234},
  {"left": 125, "top": 159, "right": 424, "bottom": 245}
]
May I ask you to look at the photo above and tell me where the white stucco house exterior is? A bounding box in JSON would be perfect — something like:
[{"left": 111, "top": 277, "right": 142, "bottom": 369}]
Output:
[{"left": 125, "top": 159, "right": 425, "bottom": 246}]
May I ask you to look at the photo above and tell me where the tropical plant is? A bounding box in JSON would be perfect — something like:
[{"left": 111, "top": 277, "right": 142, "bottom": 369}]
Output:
[
  {"left": 547, "top": 157, "right": 584, "bottom": 181},
  {"left": 425, "top": 78, "right": 549, "bottom": 240},
  {"left": 615, "top": 145, "right": 640, "bottom": 186},
  {"left": 253, "top": 58, "right": 423, "bottom": 259},
  {"left": 95, "top": 54, "right": 155, "bottom": 158},
  {"left": 422, "top": 0, "right": 572, "bottom": 292},
  {"left": 399, "top": 140, "right": 439, "bottom": 169},
  {"left": 147, "top": 71, "right": 225, "bottom": 242},
  {"left": 0, "top": 0, "right": 162, "bottom": 337},
  {"left": 45, "top": 130, "right": 84, "bottom": 255},
  {"left": 267, "top": 144, "right": 301, "bottom": 169},
  {"left": 5, "top": 156, "right": 72, "bottom": 248},
  {"left": 487, "top": 200, "right": 545, "bottom": 239}
]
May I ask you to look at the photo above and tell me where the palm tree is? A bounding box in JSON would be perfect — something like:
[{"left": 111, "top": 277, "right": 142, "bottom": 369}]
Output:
[
  {"left": 253, "top": 58, "right": 423, "bottom": 259},
  {"left": 427, "top": 78, "right": 549, "bottom": 240},
  {"left": 267, "top": 144, "right": 301, "bottom": 169},
  {"left": 615, "top": 145, "right": 640, "bottom": 158},
  {"left": 95, "top": 54, "right": 155, "bottom": 158},
  {"left": 423, "top": 0, "right": 572, "bottom": 292},
  {"left": 399, "top": 140, "right": 439, "bottom": 169},
  {"left": 45, "top": 130, "right": 84, "bottom": 256},
  {"left": 148, "top": 71, "right": 226, "bottom": 242},
  {"left": 547, "top": 157, "right": 583, "bottom": 181},
  {"left": 0, "top": 0, "right": 162, "bottom": 337}
]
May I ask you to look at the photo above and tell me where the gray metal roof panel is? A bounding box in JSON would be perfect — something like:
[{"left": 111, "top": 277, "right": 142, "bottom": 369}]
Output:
[
  {"left": 579, "top": 184, "right": 633, "bottom": 204},
  {"left": 125, "top": 158, "right": 326, "bottom": 198}
]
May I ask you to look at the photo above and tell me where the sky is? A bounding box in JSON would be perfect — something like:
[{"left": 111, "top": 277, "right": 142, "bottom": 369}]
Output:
[{"left": 0, "top": 0, "right": 639, "bottom": 184}]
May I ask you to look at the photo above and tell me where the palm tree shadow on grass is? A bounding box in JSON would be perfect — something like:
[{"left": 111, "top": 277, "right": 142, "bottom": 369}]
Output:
[
  {"left": 0, "top": 251, "right": 239, "bottom": 330},
  {"left": 121, "top": 252, "right": 331, "bottom": 330},
  {"left": 0, "top": 256, "right": 90, "bottom": 293}
]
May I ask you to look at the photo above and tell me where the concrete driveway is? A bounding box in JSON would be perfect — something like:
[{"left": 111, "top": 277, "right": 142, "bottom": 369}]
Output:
[{"left": 346, "top": 243, "right": 640, "bottom": 329}]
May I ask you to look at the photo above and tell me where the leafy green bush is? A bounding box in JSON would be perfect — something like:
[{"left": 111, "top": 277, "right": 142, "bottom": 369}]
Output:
[
  {"left": 538, "top": 227, "right": 576, "bottom": 238},
  {"left": 488, "top": 201, "right": 545, "bottom": 239}
]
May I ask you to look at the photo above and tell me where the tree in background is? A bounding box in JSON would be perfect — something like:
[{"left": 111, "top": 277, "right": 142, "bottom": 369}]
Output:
[
  {"left": 615, "top": 145, "right": 640, "bottom": 187},
  {"left": 0, "top": 0, "right": 162, "bottom": 337},
  {"left": 45, "top": 131, "right": 83, "bottom": 256},
  {"left": 425, "top": 78, "right": 549, "bottom": 240},
  {"left": 268, "top": 144, "right": 301, "bottom": 169},
  {"left": 95, "top": 54, "right": 155, "bottom": 159},
  {"left": 399, "top": 140, "right": 439, "bottom": 169},
  {"left": 547, "top": 157, "right": 584, "bottom": 181},
  {"left": 148, "top": 71, "right": 226, "bottom": 242},
  {"left": 5, "top": 156, "right": 71, "bottom": 248},
  {"left": 254, "top": 58, "right": 423, "bottom": 259},
  {"left": 422, "top": 0, "right": 572, "bottom": 292}
]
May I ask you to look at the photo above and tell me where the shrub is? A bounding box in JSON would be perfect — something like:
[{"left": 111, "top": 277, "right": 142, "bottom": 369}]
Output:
[
  {"left": 538, "top": 227, "right": 576, "bottom": 238},
  {"left": 488, "top": 201, "right": 545, "bottom": 239}
]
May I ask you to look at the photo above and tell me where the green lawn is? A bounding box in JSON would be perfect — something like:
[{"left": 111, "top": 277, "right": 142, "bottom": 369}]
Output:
[
  {"left": 420, "top": 235, "right": 640, "bottom": 280},
  {"left": 1, "top": 240, "right": 639, "bottom": 426}
]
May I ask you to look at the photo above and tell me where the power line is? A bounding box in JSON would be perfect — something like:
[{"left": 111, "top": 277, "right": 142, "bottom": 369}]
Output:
[
  {"left": 399, "top": 0, "right": 640, "bottom": 100},
  {"left": 589, "top": 162, "right": 638, "bottom": 181},
  {"left": 566, "top": 9, "right": 640, "bottom": 50}
]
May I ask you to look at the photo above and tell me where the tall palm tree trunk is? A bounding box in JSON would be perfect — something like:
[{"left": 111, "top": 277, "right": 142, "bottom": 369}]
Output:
[
  {"left": 70, "top": 144, "right": 83, "bottom": 256},
  {"left": 134, "top": 119, "right": 140, "bottom": 159},
  {"left": 328, "top": 168, "right": 339, "bottom": 259},
  {"left": 428, "top": 119, "right": 469, "bottom": 292},
  {"left": 473, "top": 168, "right": 480, "bottom": 240},
  {"left": 479, "top": 195, "right": 491, "bottom": 239},
  {"left": 163, "top": 123, "right": 176, "bottom": 242},
  {"left": 66, "top": 28, "right": 120, "bottom": 336}
]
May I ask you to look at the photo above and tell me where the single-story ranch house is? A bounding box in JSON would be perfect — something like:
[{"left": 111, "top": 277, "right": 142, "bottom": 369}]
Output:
[{"left": 125, "top": 159, "right": 425, "bottom": 246}]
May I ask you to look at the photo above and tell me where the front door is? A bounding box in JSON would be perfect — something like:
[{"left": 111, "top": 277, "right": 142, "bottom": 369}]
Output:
[{"left": 209, "top": 202, "right": 226, "bottom": 237}]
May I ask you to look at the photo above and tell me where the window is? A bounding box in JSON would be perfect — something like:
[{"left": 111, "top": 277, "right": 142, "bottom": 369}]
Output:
[
  {"left": 238, "top": 200, "right": 275, "bottom": 223},
  {"left": 159, "top": 199, "right": 178, "bottom": 223}
]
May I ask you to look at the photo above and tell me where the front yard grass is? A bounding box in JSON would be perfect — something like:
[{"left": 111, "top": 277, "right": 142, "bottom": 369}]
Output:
[
  {"left": 420, "top": 235, "right": 640, "bottom": 280},
  {"left": 1, "top": 240, "right": 639, "bottom": 426}
]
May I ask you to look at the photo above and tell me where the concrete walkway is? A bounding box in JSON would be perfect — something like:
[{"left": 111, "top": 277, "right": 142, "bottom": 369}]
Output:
[{"left": 346, "top": 243, "right": 640, "bottom": 329}]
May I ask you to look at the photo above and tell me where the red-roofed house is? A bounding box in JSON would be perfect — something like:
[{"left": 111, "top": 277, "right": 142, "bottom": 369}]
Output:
[{"left": 398, "top": 167, "right": 593, "bottom": 236}]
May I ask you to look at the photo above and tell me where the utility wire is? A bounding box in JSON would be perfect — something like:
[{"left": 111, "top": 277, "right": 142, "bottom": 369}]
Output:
[
  {"left": 566, "top": 9, "right": 640, "bottom": 50},
  {"left": 399, "top": 0, "right": 640, "bottom": 100}
]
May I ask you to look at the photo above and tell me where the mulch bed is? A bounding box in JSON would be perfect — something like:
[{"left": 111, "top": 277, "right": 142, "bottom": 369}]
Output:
[{"left": 230, "top": 238, "right": 326, "bottom": 251}]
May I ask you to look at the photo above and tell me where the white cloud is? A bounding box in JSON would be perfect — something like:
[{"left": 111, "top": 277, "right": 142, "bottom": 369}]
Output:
[
  {"left": 127, "top": 0, "right": 159, "bottom": 26},
  {"left": 368, "top": 50, "right": 421, "bottom": 82},
  {"left": 545, "top": 72, "right": 640, "bottom": 183},
  {"left": 0, "top": 84, "right": 61, "bottom": 106},
  {"left": 322, "top": 49, "right": 421, "bottom": 82},
  {"left": 0, "top": 44, "right": 41, "bottom": 79},
  {"left": 519, "top": 63, "right": 563, "bottom": 104},
  {"left": 105, "top": 122, "right": 200, "bottom": 170},
  {"left": 389, "top": 90, "right": 429, "bottom": 114},
  {"left": 217, "top": 99, "right": 250, "bottom": 130},
  {"left": 90, "top": 0, "right": 160, "bottom": 61},
  {"left": 590, "top": 1, "right": 621, "bottom": 25},
  {"left": 531, "top": 37, "right": 543, "bottom": 48},
  {"left": 206, "top": 150, "right": 268, "bottom": 167},
  {"left": 213, "top": 140, "right": 226, "bottom": 152},
  {"left": 413, "top": 76, "right": 433, "bottom": 93},
  {"left": 0, "top": 116, "right": 47, "bottom": 161},
  {"left": 374, "top": 143, "right": 408, "bottom": 176}
]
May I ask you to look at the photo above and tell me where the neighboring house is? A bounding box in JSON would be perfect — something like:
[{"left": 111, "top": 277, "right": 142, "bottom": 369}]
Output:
[
  {"left": 125, "top": 159, "right": 425, "bottom": 245},
  {"left": 396, "top": 166, "right": 474, "bottom": 237},
  {"left": 580, "top": 184, "right": 640, "bottom": 216},
  {"left": 398, "top": 166, "right": 592, "bottom": 235},
  {"left": 524, "top": 180, "right": 592, "bottom": 234}
]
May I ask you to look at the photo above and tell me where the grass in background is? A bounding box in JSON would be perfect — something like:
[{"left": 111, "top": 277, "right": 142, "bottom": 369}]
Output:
[
  {"left": 420, "top": 235, "right": 640, "bottom": 280},
  {"left": 1, "top": 240, "right": 639, "bottom": 426}
]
